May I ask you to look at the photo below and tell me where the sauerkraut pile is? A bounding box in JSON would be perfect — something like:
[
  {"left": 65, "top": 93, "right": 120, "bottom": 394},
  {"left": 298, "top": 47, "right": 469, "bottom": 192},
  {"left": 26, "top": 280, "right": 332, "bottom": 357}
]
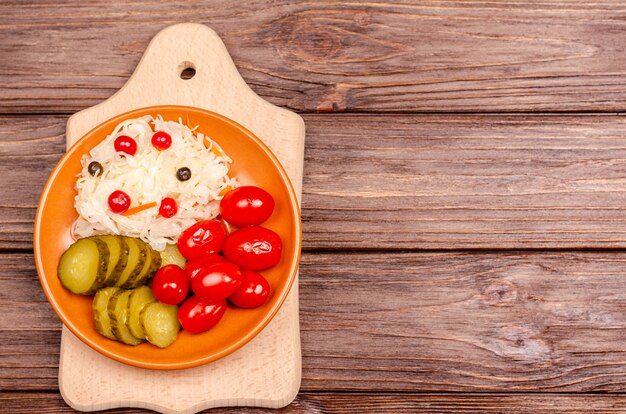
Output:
[{"left": 72, "top": 115, "right": 237, "bottom": 251}]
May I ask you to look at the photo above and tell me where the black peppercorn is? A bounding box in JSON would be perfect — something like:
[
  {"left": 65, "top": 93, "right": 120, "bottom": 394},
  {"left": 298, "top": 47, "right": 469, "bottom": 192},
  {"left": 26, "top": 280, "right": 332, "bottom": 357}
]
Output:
[
  {"left": 87, "top": 161, "right": 103, "bottom": 177},
  {"left": 176, "top": 167, "right": 191, "bottom": 181}
]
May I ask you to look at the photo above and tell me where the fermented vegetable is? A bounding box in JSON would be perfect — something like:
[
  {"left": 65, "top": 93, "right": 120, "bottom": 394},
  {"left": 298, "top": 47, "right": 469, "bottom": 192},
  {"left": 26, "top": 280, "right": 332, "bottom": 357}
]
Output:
[
  {"left": 160, "top": 243, "right": 186, "bottom": 268},
  {"left": 93, "top": 287, "right": 120, "bottom": 340},
  {"left": 126, "top": 286, "right": 157, "bottom": 339},
  {"left": 58, "top": 237, "right": 109, "bottom": 294},
  {"left": 97, "top": 235, "right": 127, "bottom": 286},
  {"left": 140, "top": 302, "right": 181, "bottom": 348},
  {"left": 92, "top": 285, "right": 176, "bottom": 348},
  {"left": 115, "top": 237, "right": 147, "bottom": 288},
  {"left": 58, "top": 236, "right": 160, "bottom": 294},
  {"left": 108, "top": 289, "right": 143, "bottom": 345},
  {"left": 72, "top": 115, "right": 237, "bottom": 251}
]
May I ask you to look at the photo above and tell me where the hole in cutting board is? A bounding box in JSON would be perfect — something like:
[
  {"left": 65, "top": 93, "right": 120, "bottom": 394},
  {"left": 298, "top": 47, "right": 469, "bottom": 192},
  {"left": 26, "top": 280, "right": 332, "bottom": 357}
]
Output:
[{"left": 179, "top": 61, "right": 196, "bottom": 80}]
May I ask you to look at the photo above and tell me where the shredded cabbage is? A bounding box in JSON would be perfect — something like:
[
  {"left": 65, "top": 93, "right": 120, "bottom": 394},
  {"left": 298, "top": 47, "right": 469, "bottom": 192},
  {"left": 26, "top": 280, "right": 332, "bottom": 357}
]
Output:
[{"left": 72, "top": 115, "right": 237, "bottom": 251}]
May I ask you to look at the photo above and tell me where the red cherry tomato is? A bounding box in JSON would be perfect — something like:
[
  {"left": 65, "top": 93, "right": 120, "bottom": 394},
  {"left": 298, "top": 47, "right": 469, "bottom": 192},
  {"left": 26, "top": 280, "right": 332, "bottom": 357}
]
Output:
[
  {"left": 107, "top": 190, "right": 131, "bottom": 213},
  {"left": 177, "top": 296, "right": 226, "bottom": 334},
  {"left": 114, "top": 135, "right": 137, "bottom": 156},
  {"left": 151, "top": 264, "right": 188, "bottom": 305},
  {"left": 223, "top": 226, "right": 282, "bottom": 270},
  {"left": 220, "top": 186, "right": 275, "bottom": 227},
  {"left": 228, "top": 270, "right": 270, "bottom": 308},
  {"left": 185, "top": 254, "right": 227, "bottom": 282},
  {"left": 191, "top": 262, "right": 242, "bottom": 301},
  {"left": 159, "top": 197, "right": 178, "bottom": 218},
  {"left": 151, "top": 131, "right": 172, "bottom": 150},
  {"left": 177, "top": 220, "right": 227, "bottom": 260}
]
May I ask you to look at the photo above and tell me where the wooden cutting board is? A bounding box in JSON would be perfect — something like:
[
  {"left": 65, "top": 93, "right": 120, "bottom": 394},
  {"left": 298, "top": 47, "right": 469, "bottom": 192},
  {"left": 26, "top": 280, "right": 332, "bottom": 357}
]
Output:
[{"left": 59, "top": 23, "right": 304, "bottom": 413}]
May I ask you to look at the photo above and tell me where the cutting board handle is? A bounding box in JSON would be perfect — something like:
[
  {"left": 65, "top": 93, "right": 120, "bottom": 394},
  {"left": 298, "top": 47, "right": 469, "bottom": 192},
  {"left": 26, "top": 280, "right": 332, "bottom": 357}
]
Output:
[{"left": 68, "top": 24, "right": 304, "bottom": 154}]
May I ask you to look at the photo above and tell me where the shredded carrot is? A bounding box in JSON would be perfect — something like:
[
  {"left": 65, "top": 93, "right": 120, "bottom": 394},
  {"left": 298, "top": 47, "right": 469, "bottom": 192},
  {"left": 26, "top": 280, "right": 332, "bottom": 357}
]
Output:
[
  {"left": 202, "top": 137, "right": 224, "bottom": 157},
  {"left": 122, "top": 202, "right": 157, "bottom": 216},
  {"left": 219, "top": 186, "right": 232, "bottom": 197},
  {"left": 211, "top": 146, "right": 223, "bottom": 157}
]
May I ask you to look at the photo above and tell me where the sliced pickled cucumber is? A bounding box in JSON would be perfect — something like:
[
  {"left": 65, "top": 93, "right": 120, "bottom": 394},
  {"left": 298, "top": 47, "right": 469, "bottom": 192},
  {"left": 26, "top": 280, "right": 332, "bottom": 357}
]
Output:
[
  {"left": 94, "top": 235, "right": 126, "bottom": 286},
  {"left": 108, "top": 289, "right": 143, "bottom": 345},
  {"left": 146, "top": 249, "right": 162, "bottom": 281},
  {"left": 129, "top": 249, "right": 161, "bottom": 288},
  {"left": 93, "top": 287, "right": 120, "bottom": 340},
  {"left": 114, "top": 237, "right": 130, "bottom": 285},
  {"left": 116, "top": 238, "right": 147, "bottom": 288},
  {"left": 58, "top": 237, "right": 109, "bottom": 294},
  {"left": 126, "top": 286, "right": 156, "bottom": 339},
  {"left": 140, "top": 302, "right": 180, "bottom": 348},
  {"left": 160, "top": 243, "right": 186, "bottom": 268}
]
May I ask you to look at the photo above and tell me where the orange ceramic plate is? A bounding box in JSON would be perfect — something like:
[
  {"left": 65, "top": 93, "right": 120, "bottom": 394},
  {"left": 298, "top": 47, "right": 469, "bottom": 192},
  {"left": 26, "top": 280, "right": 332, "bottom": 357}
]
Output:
[{"left": 34, "top": 106, "right": 301, "bottom": 370}]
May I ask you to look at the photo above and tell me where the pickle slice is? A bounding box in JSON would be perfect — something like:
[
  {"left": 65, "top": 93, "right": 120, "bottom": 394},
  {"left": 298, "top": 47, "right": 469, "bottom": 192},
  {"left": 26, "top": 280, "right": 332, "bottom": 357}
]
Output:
[
  {"left": 108, "top": 289, "right": 143, "bottom": 345},
  {"left": 113, "top": 237, "right": 130, "bottom": 285},
  {"left": 94, "top": 235, "right": 126, "bottom": 286},
  {"left": 129, "top": 248, "right": 161, "bottom": 288},
  {"left": 93, "top": 287, "right": 120, "bottom": 340},
  {"left": 160, "top": 243, "right": 186, "bottom": 268},
  {"left": 126, "top": 286, "right": 156, "bottom": 339},
  {"left": 58, "top": 237, "right": 109, "bottom": 294},
  {"left": 140, "top": 302, "right": 180, "bottom": 348},
  {"left": 116, "top": 238, "right": 147, "bottom": 288}
]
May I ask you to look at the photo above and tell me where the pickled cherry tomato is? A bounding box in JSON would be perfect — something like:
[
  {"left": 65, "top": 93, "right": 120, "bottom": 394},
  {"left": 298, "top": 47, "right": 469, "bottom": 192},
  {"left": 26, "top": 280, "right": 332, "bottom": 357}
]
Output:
[
  {"left": 114, "top": 135, "right": 137, "bottom": 156},
  {"left": 220, "top": 186, "right": 275, "bottom": 227},
  {"left": 223, "top": 226, "right": 282, "bottom": 270},
  {"left": 151, "top": 131, "right": 172, "bottom": 150},
  {"left": 177, "top": 296, "right": 226, "bottom": 334},
  {"left": 177, "top": 220, "right": 227, "bottom": 260},
  {"left": 185, "top": 254, "right": 227, "bottom": 282},
  {"left": 152, "top": 264, "right": 188, "bottom": 305},
  {"left": 159, "top": 197, "right": 178, "bottom": 218},
  {"left": 108, "top": 190, "right": 131, "bottom": 213},
  {"left": 191, "top": 262, "right": 242, "bottom": 301},
  {"left": 228, "top": 270, "right": 270, "bottom": 308}
]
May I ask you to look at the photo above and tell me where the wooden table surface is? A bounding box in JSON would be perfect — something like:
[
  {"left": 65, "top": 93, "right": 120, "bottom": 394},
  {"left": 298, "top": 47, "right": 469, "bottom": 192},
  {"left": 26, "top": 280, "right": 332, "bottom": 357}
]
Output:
[{"left": 3, "top": 1, "right": 626, "bottom": 412}]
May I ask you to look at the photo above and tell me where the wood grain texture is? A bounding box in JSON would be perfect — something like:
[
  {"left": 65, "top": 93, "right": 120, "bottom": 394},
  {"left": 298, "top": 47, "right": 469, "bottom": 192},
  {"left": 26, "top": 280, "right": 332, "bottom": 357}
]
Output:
[
  {"left": 302, "top": 114, "right": 626, "bottom": 249},
  {"left": 6, "top": 251, "right": 626, "bottom": 392},
  {"left": 2, "top": 1, "right": 626, "bottom": 113},
  {"left": 5, "top": 392, "right": 626, "bottom": 414},
  {"left": 0, "top": 116, "right": 66, "bottom": 249},
  {"left": 6, "top": 114, "right": 626, "bottom": 250},
  {"left": 4, "top": 3, "right": 626, "bottom": 411}
]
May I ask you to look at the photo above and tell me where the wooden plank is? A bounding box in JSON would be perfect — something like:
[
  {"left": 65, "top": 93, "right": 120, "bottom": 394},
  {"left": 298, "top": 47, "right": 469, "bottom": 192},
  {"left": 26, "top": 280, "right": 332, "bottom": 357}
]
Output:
[
  {"left": 2, "top": 1, "right": 626, "bottom": 113},
  {"left": 303, "top": 114, "right": 626, "bottom": 249},
  {"left": 4, "top": 392, "right": 626, "bottom": 414},
  {"left": 0, "top": 116, "right": 65, "bottom": 249},
  {"left": 6, "top": 114, "right": 626, "bottom": 250},
  {"left": 5, "top": 251, "right": 626, "bottom": 392}
]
